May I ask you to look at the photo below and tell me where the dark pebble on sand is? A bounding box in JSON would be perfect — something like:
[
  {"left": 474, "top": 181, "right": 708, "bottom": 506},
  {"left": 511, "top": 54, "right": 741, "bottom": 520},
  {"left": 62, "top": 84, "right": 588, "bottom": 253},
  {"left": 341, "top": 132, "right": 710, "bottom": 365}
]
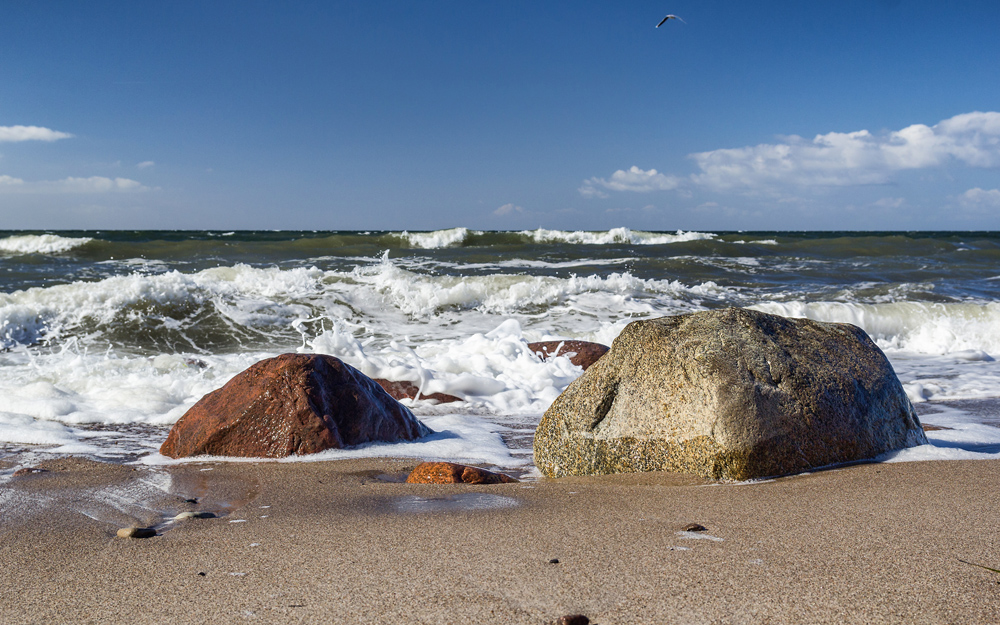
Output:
[
  {"left": 682, "top": 523, "right": 707, "bottom": 532},
  {"left": 185, "top": 498, "right": 199, "bottom": 504},
  {"left": 198, "top": 572, "right": 206, "bottom": 576},
  {"left": 548, "top": 558, "right": 560, "bottom": 564},
  {"left": 553, "top": 615, "right": 589, "bottom": 625}
]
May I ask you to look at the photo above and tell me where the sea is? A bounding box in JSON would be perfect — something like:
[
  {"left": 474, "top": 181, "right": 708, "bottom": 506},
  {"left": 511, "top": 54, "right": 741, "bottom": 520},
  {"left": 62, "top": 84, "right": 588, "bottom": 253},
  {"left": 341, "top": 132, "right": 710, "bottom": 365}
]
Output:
[{"left": 3, "top": 227, "right": 1000, "bottom": 477}]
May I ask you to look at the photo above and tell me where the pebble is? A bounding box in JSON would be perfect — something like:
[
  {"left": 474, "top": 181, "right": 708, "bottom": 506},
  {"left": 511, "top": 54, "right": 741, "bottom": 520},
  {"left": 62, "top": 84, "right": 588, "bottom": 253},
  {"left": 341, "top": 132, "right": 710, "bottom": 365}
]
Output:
[
  {"left": 553, "top": 615, "right": 589, "bottom": 625},
  {"left": 173, "top": 511, "right": 216, "bottom": 521},
  {"left": 12, "top": 467, "right": 48, "bottom": 477},
  {"left": 117, "top": 527, "right": 156, "bottom": 539},
  {"left": 682, "top": 523, "right": 708, "bottom": 532},
  {"left": 548, "top": 558, "right": 560, "bottom": 564}
]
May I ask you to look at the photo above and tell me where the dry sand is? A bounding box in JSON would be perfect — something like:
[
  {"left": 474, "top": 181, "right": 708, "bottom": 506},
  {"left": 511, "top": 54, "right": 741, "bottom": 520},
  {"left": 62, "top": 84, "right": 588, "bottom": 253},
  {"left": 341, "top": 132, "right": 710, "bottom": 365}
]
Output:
[{"left": 2, "top": 456, "right": 999, "bottom": 624}]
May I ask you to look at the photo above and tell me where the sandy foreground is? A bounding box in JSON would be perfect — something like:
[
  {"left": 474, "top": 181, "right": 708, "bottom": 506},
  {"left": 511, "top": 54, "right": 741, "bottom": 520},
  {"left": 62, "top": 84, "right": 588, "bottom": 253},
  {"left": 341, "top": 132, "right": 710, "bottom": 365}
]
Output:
[{"left": 1, "top": 456, "right": 999, "bottom": 624}]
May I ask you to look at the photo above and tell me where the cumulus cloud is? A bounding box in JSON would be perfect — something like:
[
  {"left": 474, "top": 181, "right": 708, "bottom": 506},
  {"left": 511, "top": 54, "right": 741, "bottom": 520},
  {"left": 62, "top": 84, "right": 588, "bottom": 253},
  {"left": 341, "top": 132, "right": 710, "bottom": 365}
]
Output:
[
  {"left": 579, "top": 166, "right": 682, "bottom": 198},
  {"left": 137, "top": 161, "right": 155, "bottom": 169},
  {"left": 958, "top": 187, "right": 1000, "bottom": 208},
  {"left": 493, "top": 203, "right": 524, "bottom": 216},
  {"left": 0, "top": 176, "right": 148, "bottom": 193},
  {"left": 690, "top": 111, "right": 1000, "bottom": 191},
  {"left": 0, "top": 125, "right": 73, "bottom": 142},
  {"left": 581, "top": 112, "right": 1000, "bottom": 198}
]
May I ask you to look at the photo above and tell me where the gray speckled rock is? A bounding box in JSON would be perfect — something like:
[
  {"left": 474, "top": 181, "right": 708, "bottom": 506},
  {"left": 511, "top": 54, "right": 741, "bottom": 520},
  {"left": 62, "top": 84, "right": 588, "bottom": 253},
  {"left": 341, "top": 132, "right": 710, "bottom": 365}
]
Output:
[{"left": 533, "top": 308, "right": 927, "bottom": 481}]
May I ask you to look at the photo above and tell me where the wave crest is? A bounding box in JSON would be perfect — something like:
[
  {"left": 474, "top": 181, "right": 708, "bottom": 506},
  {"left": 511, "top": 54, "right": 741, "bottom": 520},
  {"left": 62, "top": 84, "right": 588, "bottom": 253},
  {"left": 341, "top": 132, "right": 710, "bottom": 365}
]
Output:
[{"left": 0, "top": 234, "right": 92, "bottom": 255}]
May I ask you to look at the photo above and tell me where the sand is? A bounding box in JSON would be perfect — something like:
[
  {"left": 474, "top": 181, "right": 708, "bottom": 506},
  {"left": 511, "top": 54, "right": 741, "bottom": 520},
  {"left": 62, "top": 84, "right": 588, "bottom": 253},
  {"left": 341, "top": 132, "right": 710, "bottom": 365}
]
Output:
[{"left": 2, "top": 456, "right": 1000, "bottom": 624}]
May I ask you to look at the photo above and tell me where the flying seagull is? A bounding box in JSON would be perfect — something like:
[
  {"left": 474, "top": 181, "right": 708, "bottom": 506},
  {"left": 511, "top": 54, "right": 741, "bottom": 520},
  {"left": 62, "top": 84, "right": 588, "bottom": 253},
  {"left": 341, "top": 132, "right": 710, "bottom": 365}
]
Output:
[{"left": 656, "top": 14, "right": 686, "bottom": 27}]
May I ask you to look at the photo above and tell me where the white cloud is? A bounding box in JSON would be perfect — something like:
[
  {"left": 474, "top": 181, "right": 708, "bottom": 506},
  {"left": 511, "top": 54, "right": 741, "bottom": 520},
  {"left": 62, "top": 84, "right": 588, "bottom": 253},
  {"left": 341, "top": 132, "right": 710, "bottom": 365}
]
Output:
[
  {"left": 0, "top": 176, "right": 149, "bottom": 194},
  {"left": 579, "top": 166, "right": 682, "bottom": 198},
  {"left": 582, "top": 112, "right": 1000, "bottom": 199},
  {"left": 493, "top": 203, "right": 524, "bottom": 216},
  {"left": 137, "top": 161, "right": 155, "bottom": 169},
  {"left": 873, "top": 197, "right": 905, "bottom": 208},
  {"left": 690, "top": 111, "right": 1000, "bottom": 191},
  {"left": 0, "top": 125, "right": 73, "bottom": 143},
  {"left": 958, "top": 187, "right": 1000, "bottom": 208}
]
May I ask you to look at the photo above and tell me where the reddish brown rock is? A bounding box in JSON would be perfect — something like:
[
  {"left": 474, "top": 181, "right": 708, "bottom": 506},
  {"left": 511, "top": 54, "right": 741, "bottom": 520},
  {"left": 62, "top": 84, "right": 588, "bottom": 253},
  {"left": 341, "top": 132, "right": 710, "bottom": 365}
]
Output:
[
  {"left": 405, "top": 462, "right": 518, "bottom": 484},
  {"left": 528, "top": 340, "right": 609, "bottom": 370},
  {"left": 922, "top": 424, "right": 953, "bottom": 432},
  {"left": 160, "top": 354, "right": 432, "bottom": 459},
  {"left": 374, "top": 379, "right": 462, "bottom": 404},
  {"left": 12, "top": 467, "right": 48, "bottom": 477}
]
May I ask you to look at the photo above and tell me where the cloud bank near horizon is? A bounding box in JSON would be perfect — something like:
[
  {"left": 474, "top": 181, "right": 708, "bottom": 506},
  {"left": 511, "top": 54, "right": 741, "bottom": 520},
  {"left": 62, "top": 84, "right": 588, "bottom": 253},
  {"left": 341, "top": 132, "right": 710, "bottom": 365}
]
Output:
[
  {"left": 0, "top": 175, "right": 148, "bottom": 193},
  {"left": 582, "top": 111, "right": 1000, "bottom": 197}
]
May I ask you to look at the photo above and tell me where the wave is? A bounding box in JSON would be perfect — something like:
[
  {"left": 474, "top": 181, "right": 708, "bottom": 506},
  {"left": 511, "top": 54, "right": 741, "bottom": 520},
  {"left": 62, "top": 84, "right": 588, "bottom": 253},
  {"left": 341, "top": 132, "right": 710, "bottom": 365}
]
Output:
[
  {"left": 385, "top": 227, "right": 718, "bottom": 249},
  {"left": 750, "top": 300, "right": 1000, "bottom": 356},
  {"left": 397, "top": 227, "right": 475, "bottom": 249},
  {"left": 0, "top": 255, "right": 733, "bottom": 353},
  {"left": 0, "top": 234, "right": 92, "bottom": 255},
  {"left": 521, "top": 227, "right": 716, "bottom": 245}
]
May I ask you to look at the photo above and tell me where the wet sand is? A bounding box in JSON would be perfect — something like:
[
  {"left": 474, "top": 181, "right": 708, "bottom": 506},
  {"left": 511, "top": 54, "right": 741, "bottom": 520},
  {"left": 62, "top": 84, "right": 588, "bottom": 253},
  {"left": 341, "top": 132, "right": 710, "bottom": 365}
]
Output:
[{"left": 2, "top": 457, "right": 1000, "bottom": 624}]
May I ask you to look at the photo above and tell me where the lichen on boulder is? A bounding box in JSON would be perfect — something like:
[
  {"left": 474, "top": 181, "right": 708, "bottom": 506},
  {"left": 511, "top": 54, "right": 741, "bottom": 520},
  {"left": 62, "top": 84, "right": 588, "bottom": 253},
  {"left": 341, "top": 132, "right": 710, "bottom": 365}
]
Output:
[{"left": 533, "top": 308, "right": 926, "bottom": 481}]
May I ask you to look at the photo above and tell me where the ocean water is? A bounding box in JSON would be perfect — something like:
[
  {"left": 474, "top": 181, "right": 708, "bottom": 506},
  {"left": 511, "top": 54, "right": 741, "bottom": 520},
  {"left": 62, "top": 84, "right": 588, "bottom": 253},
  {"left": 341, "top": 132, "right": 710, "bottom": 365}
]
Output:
[{"left": 3, "top": 227, "right": 1000, "bottom": 474}]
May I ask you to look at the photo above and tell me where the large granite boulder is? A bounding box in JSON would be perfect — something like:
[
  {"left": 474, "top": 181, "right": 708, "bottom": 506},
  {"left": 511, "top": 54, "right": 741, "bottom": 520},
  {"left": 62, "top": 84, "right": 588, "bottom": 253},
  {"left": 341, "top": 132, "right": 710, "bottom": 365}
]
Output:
[
  {"left": 533, "top": 308, "right": 927, "bottom": 481},
  {"left": 160, "top": 354, "right": 432, "bottom": 458},
  {"left": 527, "top": 341, "right": 609, "bottom": 370}
]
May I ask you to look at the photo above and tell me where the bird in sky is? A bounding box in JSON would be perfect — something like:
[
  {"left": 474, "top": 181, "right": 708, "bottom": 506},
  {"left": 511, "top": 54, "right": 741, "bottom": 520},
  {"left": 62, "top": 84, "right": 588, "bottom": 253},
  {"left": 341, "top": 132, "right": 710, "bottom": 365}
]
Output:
[{"left": 656, "top": 14, "right": 686, "bottom": 28}]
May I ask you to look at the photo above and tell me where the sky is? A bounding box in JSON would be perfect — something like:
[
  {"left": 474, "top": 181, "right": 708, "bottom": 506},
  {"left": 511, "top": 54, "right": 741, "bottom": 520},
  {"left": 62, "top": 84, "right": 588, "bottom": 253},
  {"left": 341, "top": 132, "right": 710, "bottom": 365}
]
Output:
[{"left": 1, "top": 0, "right": 999, "bottom": 231}]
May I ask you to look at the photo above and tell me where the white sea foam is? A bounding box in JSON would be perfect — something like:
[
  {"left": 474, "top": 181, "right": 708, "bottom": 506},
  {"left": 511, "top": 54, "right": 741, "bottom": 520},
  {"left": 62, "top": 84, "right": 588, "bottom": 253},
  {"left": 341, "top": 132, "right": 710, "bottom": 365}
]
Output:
[
  {"left": 143, "top": 412, "right": 526, "bottom": 469},
  {"left": 0, "top": 234, "right": 92, "bottom": 255},
  {"left": 521, "top": 227, "right": 715, "bottom": 245},
  {"left": 750, "top": 300, "right": 1000, "bottom": 356},
  {"left": 398, "top": 227, "right": 474, "bottom": 248},
  {"left": 4, "top": 248, "right": 1000, "bottom": 468}
]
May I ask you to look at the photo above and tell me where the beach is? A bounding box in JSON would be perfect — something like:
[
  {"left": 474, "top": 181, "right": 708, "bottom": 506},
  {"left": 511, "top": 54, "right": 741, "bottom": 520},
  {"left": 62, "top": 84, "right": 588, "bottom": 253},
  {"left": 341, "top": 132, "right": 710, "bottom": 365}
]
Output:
[
  {"left": 2, "top": 456, "right": 999, "bottom": 624},
  {"left": 4, "top": 229, "right": 1000, "bottom": 622}
]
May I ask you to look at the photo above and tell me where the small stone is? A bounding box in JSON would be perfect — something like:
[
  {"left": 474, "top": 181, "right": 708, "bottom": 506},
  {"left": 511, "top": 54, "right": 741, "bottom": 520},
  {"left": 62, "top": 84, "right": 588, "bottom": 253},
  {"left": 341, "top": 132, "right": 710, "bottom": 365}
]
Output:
[
  {"left": 682, "top": 523, "right": 708, "bottom": 532},
  {"left": 185, "top": 498, "right": 199, "bottom": 503},
  {"left": 552, "top": 615, "right": 589, "bottom": 625},
  {"left": 922, "top": 424, "right": 953, "bottom": 431},
  {"left": 548, "top": 558, "right": 560, "bottom": 564},
  {"left": 173, "top": 511, "right": 216, "bottom": 521},
  {"left": 405, "top": 461, "right": 518, "bottom": 484},
  {"left": 528, "top": 341, "right": 609, "bottom": 370},
  {"left": 374, "top": 379, "right": 462, "bottom": 404},
  {"left": 12, "top": 467, "right": 48, "bottom": 477},
  {"left": 117, "top": 526, "right": 156, "bottom": 539},
  {"left": 197, "top": 572, "right": 206, "bottom": 576}
]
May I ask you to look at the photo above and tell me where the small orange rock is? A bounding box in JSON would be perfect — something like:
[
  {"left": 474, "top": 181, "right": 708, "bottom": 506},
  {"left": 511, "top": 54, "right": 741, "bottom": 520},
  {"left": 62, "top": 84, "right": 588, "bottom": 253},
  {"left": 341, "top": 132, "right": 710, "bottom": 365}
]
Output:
[
  {"left": 12, "top": 467, "right": 48, "bottom": 477},
  {"left": 405, "top": 462, "right": 518, "bottom": 484}
]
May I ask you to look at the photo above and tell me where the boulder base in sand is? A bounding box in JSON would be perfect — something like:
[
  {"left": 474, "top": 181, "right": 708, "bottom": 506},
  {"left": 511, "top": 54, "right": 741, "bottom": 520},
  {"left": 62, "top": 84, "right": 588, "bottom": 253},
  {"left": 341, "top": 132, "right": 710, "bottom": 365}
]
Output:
[
  {"left": 533, "top": 308, "right": 927, "bottom": 481},
  {"left": 160, "top": 354, "right": 432, "bottom": 458}
]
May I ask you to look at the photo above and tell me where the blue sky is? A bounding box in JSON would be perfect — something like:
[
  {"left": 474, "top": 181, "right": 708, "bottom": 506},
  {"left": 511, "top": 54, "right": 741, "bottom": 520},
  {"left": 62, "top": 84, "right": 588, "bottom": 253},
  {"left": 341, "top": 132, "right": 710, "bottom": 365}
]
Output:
[{"left": 1, "top": 0, "right": 999, "bottom": 231}]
